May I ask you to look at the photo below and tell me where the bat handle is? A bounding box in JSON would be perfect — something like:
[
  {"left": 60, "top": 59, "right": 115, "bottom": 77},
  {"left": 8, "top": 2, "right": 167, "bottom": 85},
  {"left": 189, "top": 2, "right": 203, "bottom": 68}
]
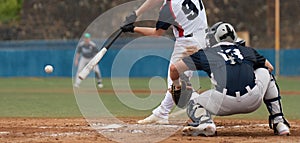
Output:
[{"left": 103, "top": 29, "right": 123, "bottom": 50}]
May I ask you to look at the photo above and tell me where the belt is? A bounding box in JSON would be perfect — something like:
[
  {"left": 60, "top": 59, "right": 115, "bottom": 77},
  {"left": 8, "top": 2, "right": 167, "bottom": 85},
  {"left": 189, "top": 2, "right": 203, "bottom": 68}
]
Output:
[
  {"left": 184, "top": 33, "right": 193, "bottom": 38},
  {"left": 216, "top": 82, "right": 256, "bottom": 97}
]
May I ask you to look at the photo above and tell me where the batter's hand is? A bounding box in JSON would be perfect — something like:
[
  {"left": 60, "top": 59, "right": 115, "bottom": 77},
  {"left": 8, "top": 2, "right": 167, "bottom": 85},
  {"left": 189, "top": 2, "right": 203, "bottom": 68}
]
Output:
[
  {"left": 121, "top": 24, "right": 135, "bottom": 33},
  {"left": 122, "top": 11, "right": 137, "bottom": 26}
]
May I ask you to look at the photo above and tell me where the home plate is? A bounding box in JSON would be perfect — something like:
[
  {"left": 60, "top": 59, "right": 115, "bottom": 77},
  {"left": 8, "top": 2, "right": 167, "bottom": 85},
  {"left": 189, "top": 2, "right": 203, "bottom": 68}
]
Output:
[
  {"left": 0, "top": 131, "right": 9, "bottom": 135},
  {"left": 99, "top": 124, "right": 124, "bottom": 129},
  {"left": 93, "top": 123, "right": 182, "bottom": 143}
]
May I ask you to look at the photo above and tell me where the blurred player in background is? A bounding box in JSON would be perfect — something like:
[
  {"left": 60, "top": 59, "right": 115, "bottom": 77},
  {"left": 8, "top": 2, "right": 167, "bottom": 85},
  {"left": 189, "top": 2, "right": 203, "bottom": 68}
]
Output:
[
  {"left": 122, "top": 0, "right": 208, "bottom": 124},
  {"left": 74, "top": 33, "right": 103, "bottom": 88}
]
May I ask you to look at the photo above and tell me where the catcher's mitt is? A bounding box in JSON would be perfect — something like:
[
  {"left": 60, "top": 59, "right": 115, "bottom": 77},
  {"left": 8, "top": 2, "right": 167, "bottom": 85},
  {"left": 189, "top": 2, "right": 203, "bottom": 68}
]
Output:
[{"left": 170, "top": 74, "right": 193, "bottom": 108}]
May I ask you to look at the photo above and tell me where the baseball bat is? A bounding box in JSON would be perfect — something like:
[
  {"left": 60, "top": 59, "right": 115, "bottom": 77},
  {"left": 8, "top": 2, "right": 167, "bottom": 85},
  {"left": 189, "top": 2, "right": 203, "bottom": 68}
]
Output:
[{"left": 78, "top": 29, "right": 123, "bottom": 80}]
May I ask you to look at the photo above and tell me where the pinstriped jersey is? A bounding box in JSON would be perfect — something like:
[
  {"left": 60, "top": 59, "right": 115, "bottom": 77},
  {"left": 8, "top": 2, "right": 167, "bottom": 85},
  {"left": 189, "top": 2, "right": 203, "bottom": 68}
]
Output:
[{"left": 156, "top": 0, "right": 208, "bottom": 38}]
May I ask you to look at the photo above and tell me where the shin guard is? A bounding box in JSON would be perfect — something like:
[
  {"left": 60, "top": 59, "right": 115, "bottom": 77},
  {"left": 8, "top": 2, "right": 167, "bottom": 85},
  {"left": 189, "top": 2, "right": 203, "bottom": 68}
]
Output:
[
  {"left": 264, "top": 74, "right": 290, "bottom": 133},
  {"left": 186, "top": 100, "right": 213, "bottom": 127}
]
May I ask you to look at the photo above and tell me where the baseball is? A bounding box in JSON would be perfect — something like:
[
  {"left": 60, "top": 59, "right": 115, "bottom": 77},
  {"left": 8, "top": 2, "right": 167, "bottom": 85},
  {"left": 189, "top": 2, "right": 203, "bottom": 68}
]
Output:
[{"left": 44, "top": 65, "right": 54, "bottom": 73}]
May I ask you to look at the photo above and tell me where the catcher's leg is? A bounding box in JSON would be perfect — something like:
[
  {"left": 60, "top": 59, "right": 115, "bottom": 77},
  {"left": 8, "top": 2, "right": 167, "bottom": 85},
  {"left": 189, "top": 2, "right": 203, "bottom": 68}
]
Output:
[
  {"left": 182, "top": 100, "right": 216, "bottom": 136},
  {"left": 264, "top": 74, "right": 290, "bottom": 135}
]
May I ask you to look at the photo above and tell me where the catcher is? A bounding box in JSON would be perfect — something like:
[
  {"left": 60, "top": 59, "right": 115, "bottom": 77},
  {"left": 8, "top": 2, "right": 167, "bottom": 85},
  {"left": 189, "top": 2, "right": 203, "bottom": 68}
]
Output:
[{"left": 169, "top": 22, "right": 290, "bottom": 136}]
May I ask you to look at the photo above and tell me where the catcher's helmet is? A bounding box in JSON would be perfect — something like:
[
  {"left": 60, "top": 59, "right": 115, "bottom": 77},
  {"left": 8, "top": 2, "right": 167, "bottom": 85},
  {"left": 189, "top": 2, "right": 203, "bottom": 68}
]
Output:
[{"left": 205, "top": 22, "right": 238, "bottom": 47}]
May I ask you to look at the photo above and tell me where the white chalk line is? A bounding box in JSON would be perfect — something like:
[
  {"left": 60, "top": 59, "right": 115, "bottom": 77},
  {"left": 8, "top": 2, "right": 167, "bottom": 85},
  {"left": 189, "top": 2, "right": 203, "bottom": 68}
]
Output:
[
  {"left": 0, "top": 131, "right": 10, "bottom": 135},
  {"left": 3, "top": 123, "right": 299, "bottom": 137}
]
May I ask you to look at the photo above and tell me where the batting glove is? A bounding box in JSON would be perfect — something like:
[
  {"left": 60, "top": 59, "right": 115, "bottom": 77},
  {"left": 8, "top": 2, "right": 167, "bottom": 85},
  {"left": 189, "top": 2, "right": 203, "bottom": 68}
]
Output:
[
  {"left": 121, "top": 24, "right": 135, "bottom": 33},
  {"left": 122, "top": 11, "right": 137, "bottom": 26}
]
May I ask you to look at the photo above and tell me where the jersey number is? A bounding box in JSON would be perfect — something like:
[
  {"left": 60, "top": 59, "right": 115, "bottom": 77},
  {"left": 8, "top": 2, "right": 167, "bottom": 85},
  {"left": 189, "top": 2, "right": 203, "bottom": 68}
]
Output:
[
  {"left": 182, "top": 0, "right": 204, "bottom": 20},
  {"left": 218, "top": 49, "right": 244, "bottom": 65}
]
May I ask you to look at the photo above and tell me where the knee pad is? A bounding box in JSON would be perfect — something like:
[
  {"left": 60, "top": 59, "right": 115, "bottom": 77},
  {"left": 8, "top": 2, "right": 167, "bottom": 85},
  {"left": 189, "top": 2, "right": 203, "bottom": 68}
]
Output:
[{"left": 186, "top": 100, "right": 212, "bottom": 126}]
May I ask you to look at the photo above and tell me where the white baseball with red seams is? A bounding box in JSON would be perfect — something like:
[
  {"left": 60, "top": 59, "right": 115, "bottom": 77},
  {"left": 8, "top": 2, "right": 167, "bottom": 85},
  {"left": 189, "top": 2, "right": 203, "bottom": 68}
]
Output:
[{"left": 44, "top": 65, "right": 54, "bottom": 73}]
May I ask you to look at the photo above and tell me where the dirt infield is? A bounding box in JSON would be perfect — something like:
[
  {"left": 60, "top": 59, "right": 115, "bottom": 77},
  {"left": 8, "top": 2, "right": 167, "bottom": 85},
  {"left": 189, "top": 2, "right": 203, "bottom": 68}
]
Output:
[{"left": 0, "top": 118, "right": 299, "bottom": 143}]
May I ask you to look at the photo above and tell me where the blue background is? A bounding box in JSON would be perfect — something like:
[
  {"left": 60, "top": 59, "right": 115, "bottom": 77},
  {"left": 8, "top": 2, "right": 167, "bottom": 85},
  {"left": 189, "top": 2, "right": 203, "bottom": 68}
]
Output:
[{"left": 0, "top": 39, "right": 299, "bottom": 77}]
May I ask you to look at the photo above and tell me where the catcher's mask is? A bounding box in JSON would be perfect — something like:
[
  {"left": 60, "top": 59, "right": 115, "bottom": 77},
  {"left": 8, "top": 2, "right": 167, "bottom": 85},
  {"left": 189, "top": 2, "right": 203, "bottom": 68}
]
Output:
[{"left": 205, "top": 22, "right": 238, "bottom": 47}]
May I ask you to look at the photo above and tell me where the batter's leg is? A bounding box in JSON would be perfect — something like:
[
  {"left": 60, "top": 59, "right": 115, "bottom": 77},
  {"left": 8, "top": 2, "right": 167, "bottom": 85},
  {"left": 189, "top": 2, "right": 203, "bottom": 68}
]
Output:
[
  {"left": 138, "top": 69, "right": 194, "bottom": 124},
  {"left": 152, "top": 69, "right": 194, "bottom": 115},
  {"left": 137, "top": 69, "right": 175, "bottom": 124},
  {"left": 137, "top": 38, "right": 202, "bottom": 124}
]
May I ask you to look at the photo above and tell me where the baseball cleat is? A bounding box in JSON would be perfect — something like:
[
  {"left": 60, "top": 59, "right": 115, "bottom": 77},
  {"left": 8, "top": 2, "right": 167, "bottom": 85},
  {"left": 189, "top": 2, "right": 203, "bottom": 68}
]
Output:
[
  {"left": 137, "top": 114, "right": 169, "bottom": 125},
  {"left": 275, "top": 122, "right": 290, "bottom": 136},
  {"left": 182, "top": 123, "right": 216, "bottom": 137},
  {"left": 97, "top": 83, "right": 104, "bottom": 88}
]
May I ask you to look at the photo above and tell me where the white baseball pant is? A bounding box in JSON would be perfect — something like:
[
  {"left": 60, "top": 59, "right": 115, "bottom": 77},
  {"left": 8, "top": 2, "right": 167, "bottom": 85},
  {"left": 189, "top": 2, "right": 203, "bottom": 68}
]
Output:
[
  {"left": 192, "top": 68, "right": 279, "bottom": 116},
  {"left": 152, "top": 29, "right": 207, "bottom": 119}
]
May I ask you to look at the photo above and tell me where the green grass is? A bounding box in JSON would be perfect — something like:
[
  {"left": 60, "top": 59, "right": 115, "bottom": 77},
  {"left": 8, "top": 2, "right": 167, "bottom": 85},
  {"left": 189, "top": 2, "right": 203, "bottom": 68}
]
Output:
[
  {"left": 0, "top": 78, "right": 80, "bottom": 117},
  {"left": 276, "top": 76, "right": 300, "bottom": 91},
  {"left": 218, "top": 95, "right": 300, "bottom": 120},
  {"left": 0, "top": 77, "right": 299, "bottom": 120},
  {"left": 0, "top": 0, "right": 23, "bottom": 22}
]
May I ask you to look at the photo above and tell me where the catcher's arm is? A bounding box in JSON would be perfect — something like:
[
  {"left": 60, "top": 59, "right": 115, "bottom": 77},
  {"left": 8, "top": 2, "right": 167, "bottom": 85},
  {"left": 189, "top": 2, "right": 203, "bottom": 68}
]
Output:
[
  {"left": 170, "top": 60, "right": 190, "bottom": 85},
  {"left": 169, "top": 61, "right": 193, "bottom": 108},
  {"left": 265, "top": 59, "right": 274, "bottom": 72}
]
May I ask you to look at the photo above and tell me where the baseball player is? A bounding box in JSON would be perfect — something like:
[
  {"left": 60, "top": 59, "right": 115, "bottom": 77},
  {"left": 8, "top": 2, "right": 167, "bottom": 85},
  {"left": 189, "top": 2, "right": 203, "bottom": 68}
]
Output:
[
  {"left": 169, "top": 22, "right": 290, "bottom": 136},
  {"left": 74, "top": 33, "right": 103, "bottom": 88},
  {"left": 122, "top": 0, "right": 208, "bottom": 124}
]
